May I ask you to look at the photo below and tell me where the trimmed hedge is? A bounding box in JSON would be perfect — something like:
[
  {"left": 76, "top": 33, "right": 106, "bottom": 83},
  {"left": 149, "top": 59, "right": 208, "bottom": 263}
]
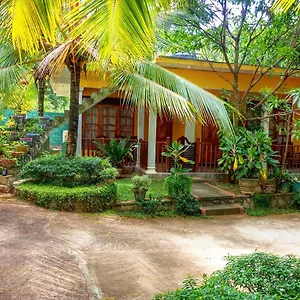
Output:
[
  {"left": 15, "top": 182, "right": 117, "bottom": 212},
  {"left": 165, "top": 174, "right": 192, "bottom": 199},
  {"left": 20, "top": 155, "right": 114, "bottom": 186}
]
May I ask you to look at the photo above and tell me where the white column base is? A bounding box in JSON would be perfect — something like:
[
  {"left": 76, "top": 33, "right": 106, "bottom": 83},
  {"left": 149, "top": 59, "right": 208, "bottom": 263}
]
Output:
[{"left": 145, "top": 167, "right": 157, "bottom": 174}]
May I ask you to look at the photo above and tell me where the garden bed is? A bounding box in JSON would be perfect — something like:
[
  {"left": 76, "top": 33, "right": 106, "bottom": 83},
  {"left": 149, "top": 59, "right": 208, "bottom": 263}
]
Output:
[
  {"left": 15, "top": 182, "right": 117, "bottom": 212},
  {"left": 115, "top": 179, "right": 167, "bottom": 201}
]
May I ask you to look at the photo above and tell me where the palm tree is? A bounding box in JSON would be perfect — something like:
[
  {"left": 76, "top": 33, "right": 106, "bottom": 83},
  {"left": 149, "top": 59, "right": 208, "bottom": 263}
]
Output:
[
  {"left": 273, "top": 0, "right": 300, "bottom": 11},
  {"left": 1, "top": 0, "right": 234, "bottom": 156}
]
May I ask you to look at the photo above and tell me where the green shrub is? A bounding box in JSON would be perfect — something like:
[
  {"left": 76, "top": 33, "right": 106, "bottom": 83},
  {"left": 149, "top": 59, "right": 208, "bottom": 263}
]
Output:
[
  {"left": 20, "top": 155, "right": 114, "bottom": 186},
  {"left": 253, "top": 193, "right": 271, "bottom": 208},
  {"left": 15, "top": 182, "right": 117, "bottom": 212},
  {"left": 155, "top": 252, "right": 300, "bottom": 300},
  {"left": 136, "top": 194, "right": 163, "bottom": 215},
  {"left": 293, "top": 193, "right": 300, "bottom": 209},
  {"left": 165, "top": 175, "right": 192, "bottom": 199},
  {"left": 175, "top": 193, "right": 199, "bottom": 216},
  {"left": 132, "top": 175, "right": 152, "bottom": 189}
]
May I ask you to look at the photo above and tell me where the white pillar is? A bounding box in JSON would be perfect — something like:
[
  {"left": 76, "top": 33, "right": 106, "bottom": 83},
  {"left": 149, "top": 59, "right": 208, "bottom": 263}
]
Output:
[
  {"left": 184, "top": 122, "right": 196, "bottom": 143},
  {"left": 76, "top": 88, "right": 84, "bottom": 156},
  {"left": 145, "top": 111, "right": 157, "bottom": 174},
  {"left": 136, "top": 108, "right": 145, "bottom": 167}
]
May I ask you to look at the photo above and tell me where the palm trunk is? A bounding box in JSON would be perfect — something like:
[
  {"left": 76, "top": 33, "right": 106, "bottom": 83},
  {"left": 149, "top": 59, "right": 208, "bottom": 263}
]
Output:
[
  {"left": 67, "top": 62, "right": 81, "bottom": 156},
  {"left": 38, "top": 79, "right": 45, "bottom": 117}
]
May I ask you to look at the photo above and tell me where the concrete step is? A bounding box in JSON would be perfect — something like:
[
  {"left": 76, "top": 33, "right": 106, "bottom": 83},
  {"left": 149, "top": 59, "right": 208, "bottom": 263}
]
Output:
[{"left": 200, "top": 204, "right": 244, "bottom": 216}]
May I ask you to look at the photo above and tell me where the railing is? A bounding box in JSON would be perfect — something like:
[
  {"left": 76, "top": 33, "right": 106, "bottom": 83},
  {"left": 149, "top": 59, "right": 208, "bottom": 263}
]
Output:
[
  {"left": 272, "top": 144, "right": 300, "bottom": 173},
  {"left": 82, "top": 137, "right": 138, "bottom": 166},
  {"left": 83, "top": 137, "right": 222, "bottom": 173},
  {"left": 155, "top": 138, "right": 171, "bottom": 172},
  {"left": 196, "top": 140, "right": 222, "bottom": 173}
]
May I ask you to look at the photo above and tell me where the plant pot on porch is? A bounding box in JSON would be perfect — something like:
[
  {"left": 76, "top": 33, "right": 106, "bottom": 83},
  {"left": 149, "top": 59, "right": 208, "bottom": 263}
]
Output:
[
  {"left": 0, "top": 158, "right": 16, "bottom": 169},
  {"left": 239, "top": 178, "right": 259, "bottom": 195},
  {"left": 8, "top": 132, "right": 19, "bottom": 141},
  {"left": 292, "top": 182, "right": 300, "bottom": 193},
  {"left": 132, "top": 188, "right": 148, "bottom": 202},
  {"left": 16, "top": 145, "right": 29, "bottom": 153}
]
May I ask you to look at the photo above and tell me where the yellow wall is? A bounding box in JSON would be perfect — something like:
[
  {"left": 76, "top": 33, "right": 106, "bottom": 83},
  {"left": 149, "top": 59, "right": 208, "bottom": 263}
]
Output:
[{"left": 172, "top": 118, "right": 185, "bottom": 141}]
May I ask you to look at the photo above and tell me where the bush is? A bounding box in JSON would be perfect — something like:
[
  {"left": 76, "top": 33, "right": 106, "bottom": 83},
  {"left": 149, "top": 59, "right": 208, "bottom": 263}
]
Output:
[
  {"left": 155, "top": 252, "right": 300, "bottom": 300},
  {"left": 15, "top": 182, "right": 117, "bottom": 212},
  {"left": 20, "top": 155, "right": 114, "bottom": 186},
  {"left": 293, "top": 193, "right": 300, "bottom": 209},
  {"left": 175, "top": 193, "right": 199, "bottom": 216},
  {"left": 253, "top": 193, "right": 271, "bottom": 208},
  {"left": 165, "top": 175, "right": 192, "bottom": 199},
  {"left": 136, "top": 194, "right": 163, "bottom": 215},
  {"left": 132, "top": 175, "right": 152, "bottom": 190}
]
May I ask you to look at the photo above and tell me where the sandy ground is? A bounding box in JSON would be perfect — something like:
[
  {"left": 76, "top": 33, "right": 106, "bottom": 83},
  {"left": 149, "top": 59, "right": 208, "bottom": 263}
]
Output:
[{"left": 0, "top": 196, "right": 300, "bottom": 300}]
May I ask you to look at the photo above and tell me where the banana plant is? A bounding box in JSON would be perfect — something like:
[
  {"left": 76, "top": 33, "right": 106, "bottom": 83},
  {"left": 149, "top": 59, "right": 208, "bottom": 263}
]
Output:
[{"left": 162, "top": 141, "right": 194, "bottom": 175}]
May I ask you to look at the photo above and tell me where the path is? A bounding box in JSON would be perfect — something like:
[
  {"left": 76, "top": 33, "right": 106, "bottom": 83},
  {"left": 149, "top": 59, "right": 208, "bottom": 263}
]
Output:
[
  {"left": 192, "top": 181, "right": 235, "bottom": 198},
  {"left": 0, "top": 197, "right": 299, "bottom": 299}
]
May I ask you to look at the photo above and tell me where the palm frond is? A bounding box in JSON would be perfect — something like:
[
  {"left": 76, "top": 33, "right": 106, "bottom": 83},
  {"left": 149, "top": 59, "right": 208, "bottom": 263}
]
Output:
[
  {"left": 67, "top": 0, "right": 159, "bottom": 65},
  {"left": 111, "top": 62, "right": 234, "bottom": 133},
  {"left": 34, "top": 42, "right": 72, "bottom": 81},
  {"left": 273, "top": 0, "right": 300, "bottom": 11},
  {"left": 0, "top": 0, "right": 64, "bottom": 54}
]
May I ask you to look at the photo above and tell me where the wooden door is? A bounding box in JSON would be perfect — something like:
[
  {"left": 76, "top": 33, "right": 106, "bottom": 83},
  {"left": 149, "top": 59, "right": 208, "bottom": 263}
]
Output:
[{"left": 156, "top": 116, "right": 172, "bottom": 141}]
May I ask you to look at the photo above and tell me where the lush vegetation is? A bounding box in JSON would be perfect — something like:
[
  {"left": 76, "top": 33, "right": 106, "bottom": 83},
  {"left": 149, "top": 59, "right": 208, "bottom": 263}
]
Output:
[
  {"left": 20, "top": 155, "right": 114, "bottom": 186},
  {"left": 15, "top": 182, "right": 117, "bottom": 212},
  {"left": 155, "top": 252, "right": 300, "bottom": 300},
  {"left": 115, "top": 178, "right": 167, "bottom": 201}
]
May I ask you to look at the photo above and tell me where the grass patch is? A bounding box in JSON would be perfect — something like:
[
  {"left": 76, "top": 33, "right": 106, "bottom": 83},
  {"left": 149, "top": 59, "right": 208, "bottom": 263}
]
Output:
[
  {"left": 87, "top": 209, "right": 210, "bottom": 219},
  {"left": 115, "top": 178, "right": 168, "bottom": 201},
  {"left": 245, "top": 207, "right": 299, "bottom": 217}
]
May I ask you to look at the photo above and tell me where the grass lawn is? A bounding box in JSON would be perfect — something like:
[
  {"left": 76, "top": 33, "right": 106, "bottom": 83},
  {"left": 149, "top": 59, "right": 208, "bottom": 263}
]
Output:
[{"left": 115, "top": 178, "right": 168, "bottom": 201}]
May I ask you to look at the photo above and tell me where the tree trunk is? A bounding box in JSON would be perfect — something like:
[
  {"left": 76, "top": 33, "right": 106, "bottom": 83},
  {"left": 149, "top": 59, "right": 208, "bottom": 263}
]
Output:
[
  {"left": 67, "top": 62, "right": 81, "bottom": 157},
  {"left": 281, "top": 114, "right": 292, "bottom": 173},
  {"left": 38, "top": 79, "right": 45, "bottom": 117}
]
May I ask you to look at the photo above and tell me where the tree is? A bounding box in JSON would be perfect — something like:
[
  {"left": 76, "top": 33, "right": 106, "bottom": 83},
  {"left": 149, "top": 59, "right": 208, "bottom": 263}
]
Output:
[
  {"left": 160, "top": 0, "right": 300, "bottom": 119},
  {"left": 1, "top": 0, "right": 234, "bottom": 156},
  {"left": 273, "top": 0, "right": 300, "bottom": 11}
]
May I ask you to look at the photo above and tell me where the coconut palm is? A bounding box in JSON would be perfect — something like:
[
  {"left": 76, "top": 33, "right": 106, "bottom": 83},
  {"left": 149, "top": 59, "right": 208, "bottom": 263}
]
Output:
[
  {"left": 273, "top": 0, "right": 300, "bottom": 11},
  {"left": 1, "top": 0, "right": 234, "bottom": 156}
]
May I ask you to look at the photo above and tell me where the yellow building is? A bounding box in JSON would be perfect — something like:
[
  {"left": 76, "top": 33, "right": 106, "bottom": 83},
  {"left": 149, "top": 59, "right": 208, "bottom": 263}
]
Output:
[{"left": 52, "top": 57, "right": 300, "bottom": 174}]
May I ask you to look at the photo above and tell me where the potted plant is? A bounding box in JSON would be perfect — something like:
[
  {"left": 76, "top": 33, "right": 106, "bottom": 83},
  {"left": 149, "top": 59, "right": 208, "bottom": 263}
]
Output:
[
  {"left": 234, "top": 129, "right": 279, "bottom": 195},
  {"left": 38, "top": 116, "right": 50, "bottom": 125},
  {"left": 100, "top": 167, "right": 118, "bottom": 184},
  {"left": 94, "top": 139, "right": 138, "bottom": 176},
  {"left": 292, "top": 176, "right": 300, "bottom": 193},
  {"left": 132, "top": 175, "right": 152, "bottom": 202},
  {"left": 271, "top": 168, "right": 294, "bottom": 193},
  {"left": 0, "top": 151, "right": 16, "bottom": 169}
]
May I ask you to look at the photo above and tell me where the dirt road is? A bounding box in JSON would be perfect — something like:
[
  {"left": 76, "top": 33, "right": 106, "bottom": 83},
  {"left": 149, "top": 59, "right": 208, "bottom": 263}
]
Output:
[{"left": 0, "top": 197, "right": 299, "bottom": 300}]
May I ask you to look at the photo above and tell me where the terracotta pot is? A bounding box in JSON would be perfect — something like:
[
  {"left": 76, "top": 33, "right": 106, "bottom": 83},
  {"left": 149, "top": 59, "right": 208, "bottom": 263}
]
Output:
[
  {"left": 11, "top": 152, "right": 24, "bottom": 158},
  {"left": 104, "top": 178, "right": 115, "bottom": 184},
  {"left": 0, "top": 158, "right": 16, "bottom": 169},
  {"left": 132, "top": 188, "right": 148, "bottom": 202},
  {"left": 239, "top": 178, "right": 259, "bottom": 195}
]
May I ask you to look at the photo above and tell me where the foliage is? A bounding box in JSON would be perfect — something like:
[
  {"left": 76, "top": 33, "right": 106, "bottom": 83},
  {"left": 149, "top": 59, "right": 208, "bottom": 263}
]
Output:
[
  {"left": 23, "top": 118, "right": 45, "bottom": 135},
  {"left": 115, "top": 179, "right": 167, "bottom": 201},
  {"left": 15, "top": 182, "right": 117, "bottom": 212},
  {"left": 219, "top": 129, "right": 279, "bottom": 179},
  {"left": 165, "top": 174, "right": 192, "bottom": 199},
  {"left": 136, "top": 194, "right": 163, "bottom": 216},
  {"left": 245, "top": 207, "right": 299, "bottom": 217},
  {"left": 292, "top": 193, "right": 300, "bottom": 209},
  {"left": 155, "top": 252, "right": 300, "bottom": 299},
  {"left": 271, "top": 167, "right": 295, "bottom": 186},
  {"left": 175, "top": 193, "right": 199, "bottom": 216},
  {"left": 94, "top": 139, "right": 138, "bottom": 168},
  {"left": 253, "top": 193, "right": 271, "bottom": 209},
  {"left": 100, "top": 167, "right": 118, "bottom": 180},
  {"left": 162, "top": 141, "right": 194, "bottom": 174},
  {"left": 20, "top": 155, "right": 113, "bottom": 186},
  {"left": 132, "top": 175, "right": 152, "bottom": 190}
]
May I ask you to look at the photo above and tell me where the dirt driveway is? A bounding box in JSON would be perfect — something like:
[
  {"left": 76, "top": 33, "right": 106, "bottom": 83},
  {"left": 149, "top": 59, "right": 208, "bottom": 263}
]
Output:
[{"left": 0, "top": 196, "right": 300, "bottom": 300}]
